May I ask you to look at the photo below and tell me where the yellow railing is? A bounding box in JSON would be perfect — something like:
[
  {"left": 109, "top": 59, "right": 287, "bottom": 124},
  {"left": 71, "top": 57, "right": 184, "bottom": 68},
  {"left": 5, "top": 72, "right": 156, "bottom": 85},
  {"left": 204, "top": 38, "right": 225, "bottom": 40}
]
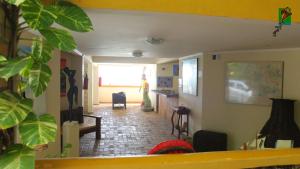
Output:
[
  {"left": 71, "top": 0, "right": 300, "bottom": 23},
  {"left": 36, "top": 149, "right": 300, "bottom": 169}
]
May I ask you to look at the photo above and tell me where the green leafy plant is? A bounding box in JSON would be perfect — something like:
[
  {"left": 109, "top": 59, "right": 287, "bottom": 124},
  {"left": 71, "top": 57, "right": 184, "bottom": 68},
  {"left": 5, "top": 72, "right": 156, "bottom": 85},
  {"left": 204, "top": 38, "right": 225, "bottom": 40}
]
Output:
[{"left": 0, "top": 0, "right": 93, "bottom": 168}]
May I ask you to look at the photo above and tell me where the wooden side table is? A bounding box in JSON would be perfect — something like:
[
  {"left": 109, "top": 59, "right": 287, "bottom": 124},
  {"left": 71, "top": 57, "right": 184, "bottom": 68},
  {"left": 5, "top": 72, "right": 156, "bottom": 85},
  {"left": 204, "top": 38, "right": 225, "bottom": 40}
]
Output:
[{"left": 171, "top": 106, "right": 190, "bottom": 139}]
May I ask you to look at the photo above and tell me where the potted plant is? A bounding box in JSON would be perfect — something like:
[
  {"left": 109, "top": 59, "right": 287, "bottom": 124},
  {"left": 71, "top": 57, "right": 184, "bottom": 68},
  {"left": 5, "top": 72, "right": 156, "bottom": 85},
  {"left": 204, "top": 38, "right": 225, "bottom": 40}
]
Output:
[{"left": 0, "top": 0, "right": 93, "bottom": 168}]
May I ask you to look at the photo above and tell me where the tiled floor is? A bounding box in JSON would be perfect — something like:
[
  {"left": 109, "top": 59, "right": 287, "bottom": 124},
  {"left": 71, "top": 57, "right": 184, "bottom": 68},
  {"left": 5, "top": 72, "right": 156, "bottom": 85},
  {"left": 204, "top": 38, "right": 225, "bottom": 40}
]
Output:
[{"left": 80, "top": 104, "right": 176, "bottom": 157}]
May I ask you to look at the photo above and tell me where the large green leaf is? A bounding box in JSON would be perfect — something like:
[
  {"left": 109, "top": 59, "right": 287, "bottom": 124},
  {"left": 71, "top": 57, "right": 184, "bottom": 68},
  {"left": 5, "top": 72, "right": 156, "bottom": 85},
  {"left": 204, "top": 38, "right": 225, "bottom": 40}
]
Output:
[
  {"left": 17, "top": 81, "right": 28, "bottom": 94},
  {"left": 21, "top": 0, "right": 56, "bottom": 29},
  {"left": 5, "top": 0, "right": 26, "bottom": 6},
  {"left": 0, "top": 55, "right": 7, "bottom": 62},
  {"left": 39, "top": 28, "right": 76, "bottom": 51},
  {"left": 0, "top": 144, "right": 35, "bottom": 169},
  {"left": 19, "top": 57, "right": 34, "bottom": 78},
  {"left": 0, "top": 55, "right": 7, "bottom": 66},
  {"left": 52, "top": 1, "right": 93, "bottom": 32},
  {"left": 28, "top": 63, "right": 51, "bottom": 97},
  {"left": 32, "top": 38, "right": 54, "bottom": 63},
  {"left": 0, "top": 57, "right": 32, "bottom": 80},
  {"left": 0, "top": 91, "right": 33, "bottom": 129},
  {"left": 19, "top": 113, "right": 57, "bottom": 148}
]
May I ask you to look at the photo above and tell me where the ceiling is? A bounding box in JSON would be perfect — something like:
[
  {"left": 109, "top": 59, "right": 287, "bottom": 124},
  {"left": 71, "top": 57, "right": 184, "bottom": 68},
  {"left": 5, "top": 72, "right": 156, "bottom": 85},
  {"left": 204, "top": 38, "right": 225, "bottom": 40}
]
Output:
[{"left": 72, "top": 9, "right": 300, "bottom": 58}]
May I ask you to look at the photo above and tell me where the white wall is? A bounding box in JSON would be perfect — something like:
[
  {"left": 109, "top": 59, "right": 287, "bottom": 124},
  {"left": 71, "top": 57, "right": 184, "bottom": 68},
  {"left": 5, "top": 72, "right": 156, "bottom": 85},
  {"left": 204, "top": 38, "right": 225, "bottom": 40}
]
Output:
[
  {"left": 87, "top": 60, "right": 93, "bottom": 112},
  {"left": 93, "top": 56, "right": 158, "bottom": 64},
  {"left": 44, "top": 49, "right": 61, "bottom": 157},
  {"left": 179, "top": 48, "right": 300, "bottom": 150},
  {"left": 82, "top": 57, "right": 95, "bottom": 113},
  {"left": 19, "top": 32, "right": 61, "bottom": 157},
  {"left": 25, "top": 50, "right": 61, "bottom": 158},
  {"left": 93, "top": 64, "right": 99, "bottom": 105},
  {"left": 178, "top": 54, "right": 204, "bottom": 133}
]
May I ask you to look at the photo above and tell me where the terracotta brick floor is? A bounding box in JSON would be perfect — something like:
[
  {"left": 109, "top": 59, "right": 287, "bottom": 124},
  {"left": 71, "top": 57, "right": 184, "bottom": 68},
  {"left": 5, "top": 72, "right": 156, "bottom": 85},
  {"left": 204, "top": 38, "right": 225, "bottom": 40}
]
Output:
[{"left": 80, "top": 104, "right": 176, "bottom": 157}]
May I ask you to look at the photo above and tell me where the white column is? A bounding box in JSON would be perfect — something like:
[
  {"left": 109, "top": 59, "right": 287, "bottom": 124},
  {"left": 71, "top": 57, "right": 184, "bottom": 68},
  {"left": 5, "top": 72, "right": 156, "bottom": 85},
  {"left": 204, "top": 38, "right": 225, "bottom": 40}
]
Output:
[
  {"left": 83, "top": 61, "right": 88, "bottom": 112},
  {"left": 93, "top": 64, "right": 99, "bottom": 105},
  {"left": 87, "top": 61, "right": 93, "bottom": 112},
  {"left": 62, "top": 121, "right": 79, "bottom": 157}
]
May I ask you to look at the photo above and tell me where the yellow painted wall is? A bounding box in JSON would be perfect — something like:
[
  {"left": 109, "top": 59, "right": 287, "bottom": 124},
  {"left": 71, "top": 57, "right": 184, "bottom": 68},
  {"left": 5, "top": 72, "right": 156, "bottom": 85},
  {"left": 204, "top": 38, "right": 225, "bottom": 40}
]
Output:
[
  {"left": 99, "top": 86, "right": 142, "bottom": 103},
  {"left": 71, "top": 0, "right": 300, "bottom": 23}
]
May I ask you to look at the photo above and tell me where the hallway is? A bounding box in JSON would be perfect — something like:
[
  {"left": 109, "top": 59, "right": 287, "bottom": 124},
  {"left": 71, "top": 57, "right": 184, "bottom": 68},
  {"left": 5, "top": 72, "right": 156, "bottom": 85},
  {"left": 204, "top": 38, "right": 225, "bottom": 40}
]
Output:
[{"left": 80, "top": 104, "right": 176, "bottom": 157}]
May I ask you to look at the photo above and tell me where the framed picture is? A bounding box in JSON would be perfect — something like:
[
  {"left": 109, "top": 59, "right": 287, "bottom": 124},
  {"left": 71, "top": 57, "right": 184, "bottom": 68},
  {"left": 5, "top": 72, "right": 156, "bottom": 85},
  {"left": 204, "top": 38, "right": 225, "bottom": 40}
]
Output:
[
  {"left": 173, "top": 64, "right": 179, "bottom": 76},
  {"left": 225, "top": 61, "right": 284, "bottom": 105},
  {"left": 157, "top": 76, "right": 173, "bottom": 88},
  {"left": 182, "top": 58, "right": 198, "bottom": 96}
]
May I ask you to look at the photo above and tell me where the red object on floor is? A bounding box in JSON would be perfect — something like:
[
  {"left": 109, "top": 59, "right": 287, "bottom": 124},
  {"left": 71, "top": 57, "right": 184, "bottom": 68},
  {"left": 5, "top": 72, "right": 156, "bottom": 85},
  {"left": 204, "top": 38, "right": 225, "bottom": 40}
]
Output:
[{"left": 148, "top": 140, "right": 194, "bottom": 154}]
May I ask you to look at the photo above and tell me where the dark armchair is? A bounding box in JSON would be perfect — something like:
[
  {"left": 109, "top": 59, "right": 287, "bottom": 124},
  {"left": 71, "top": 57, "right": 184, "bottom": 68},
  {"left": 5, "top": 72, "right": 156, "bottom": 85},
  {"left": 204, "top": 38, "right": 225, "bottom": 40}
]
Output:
[{"left": 112, "top": 92, "right": 126, "bottom": 109}]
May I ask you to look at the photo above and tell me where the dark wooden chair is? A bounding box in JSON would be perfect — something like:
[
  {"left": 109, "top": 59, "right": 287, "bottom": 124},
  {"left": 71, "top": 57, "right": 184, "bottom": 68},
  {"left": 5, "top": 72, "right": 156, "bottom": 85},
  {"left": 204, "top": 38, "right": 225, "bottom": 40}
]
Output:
[
  {"left": 61, "top": 107, "right": 102, "bottom": 140},
  {"left": 112, "top": 92, "right": 126, "bottom": 109}
]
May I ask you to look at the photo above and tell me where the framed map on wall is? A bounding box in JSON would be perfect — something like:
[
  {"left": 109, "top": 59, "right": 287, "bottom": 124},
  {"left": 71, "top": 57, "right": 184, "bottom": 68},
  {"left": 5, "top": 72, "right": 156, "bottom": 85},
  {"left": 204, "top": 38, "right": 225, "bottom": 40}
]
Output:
[
  {"left": 225, "top": 61, "right": 284, "bottom": 106},
  {"left": 157, "top": 76, "right": 173, "bottom": 88}
]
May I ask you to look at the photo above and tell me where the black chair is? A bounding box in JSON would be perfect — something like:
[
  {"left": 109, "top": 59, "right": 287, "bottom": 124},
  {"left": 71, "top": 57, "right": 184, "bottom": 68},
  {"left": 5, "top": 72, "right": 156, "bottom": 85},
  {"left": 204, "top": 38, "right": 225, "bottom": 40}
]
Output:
[
  {"left": 112, "top": 92, "right": 126, "bottom": 109},
  {"left": 193, "top": 130, "right": 227, "bottom": 152}
]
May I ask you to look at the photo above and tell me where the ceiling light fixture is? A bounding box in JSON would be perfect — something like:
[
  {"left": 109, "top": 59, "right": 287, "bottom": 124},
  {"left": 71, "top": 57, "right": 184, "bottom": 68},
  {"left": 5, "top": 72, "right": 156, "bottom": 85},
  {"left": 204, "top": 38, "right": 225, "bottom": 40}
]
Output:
[
  {"left": 146, "top": 37, "right": 164, "bottom": 45},
  {"left": 132, "top": 50, "right": 143, "bottom": 57}
]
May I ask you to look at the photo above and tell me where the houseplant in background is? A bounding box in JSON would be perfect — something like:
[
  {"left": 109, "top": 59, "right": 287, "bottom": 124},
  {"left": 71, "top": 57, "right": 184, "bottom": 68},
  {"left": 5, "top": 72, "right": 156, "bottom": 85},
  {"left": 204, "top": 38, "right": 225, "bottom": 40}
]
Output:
[{"left": 0, "top": 0, "right": 93, "bottom": 168}]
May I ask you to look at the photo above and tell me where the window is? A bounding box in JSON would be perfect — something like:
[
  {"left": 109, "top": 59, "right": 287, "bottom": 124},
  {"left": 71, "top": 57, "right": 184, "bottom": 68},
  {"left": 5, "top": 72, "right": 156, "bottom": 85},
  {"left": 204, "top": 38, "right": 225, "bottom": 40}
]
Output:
[{"left": 98, "top": 64, "right": 153, "bottom": 86}]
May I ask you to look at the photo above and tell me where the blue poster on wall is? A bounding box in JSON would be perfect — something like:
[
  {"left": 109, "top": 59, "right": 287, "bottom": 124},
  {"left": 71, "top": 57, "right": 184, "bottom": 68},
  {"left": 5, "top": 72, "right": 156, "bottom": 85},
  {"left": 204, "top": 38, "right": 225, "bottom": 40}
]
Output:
[{"left": 173, "top": 64, "right": 179, "bottom": 76}]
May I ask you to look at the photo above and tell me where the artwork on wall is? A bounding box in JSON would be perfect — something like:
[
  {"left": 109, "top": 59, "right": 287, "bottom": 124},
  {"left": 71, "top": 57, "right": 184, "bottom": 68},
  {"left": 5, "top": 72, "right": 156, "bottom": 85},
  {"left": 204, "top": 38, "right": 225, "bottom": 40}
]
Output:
[
  {"left": 173, "top": 64, "right": 179, "bottom": 76},
  {"left": 60, "top": 59, "right": 67, "bottom": 97},
  {"left": 273, "top": 7, "right": 292, "bottom": 37},
  {"left": 225, "top": 61, "right": 284, "bottom": 106},
  {"left": 157, "top": 77, "right": 173, "bottom": 88},
  {"left": 182, "top": 58, "right": 198, "bottom": 96}
]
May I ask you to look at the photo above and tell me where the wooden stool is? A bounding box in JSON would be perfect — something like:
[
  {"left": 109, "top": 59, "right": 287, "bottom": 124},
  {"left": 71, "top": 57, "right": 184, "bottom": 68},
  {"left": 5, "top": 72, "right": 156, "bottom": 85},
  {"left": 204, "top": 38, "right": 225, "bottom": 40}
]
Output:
[{"left": 171, "top": 106, "right": 190, "bottom": 139}]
